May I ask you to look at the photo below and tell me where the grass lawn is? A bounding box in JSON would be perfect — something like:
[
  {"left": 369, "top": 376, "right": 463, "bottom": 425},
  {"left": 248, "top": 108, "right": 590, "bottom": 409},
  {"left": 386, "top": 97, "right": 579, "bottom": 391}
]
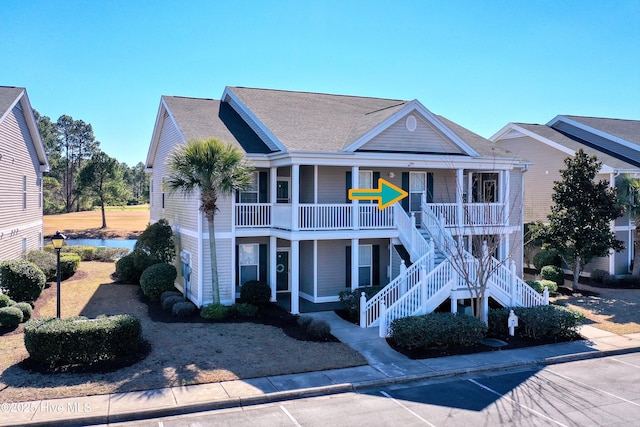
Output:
[
  {"left": 0, "top": 262, "right": 367, "bottom": 403},
  {"left": 44, "top": 207, "right": 150, "bottom": 239}
]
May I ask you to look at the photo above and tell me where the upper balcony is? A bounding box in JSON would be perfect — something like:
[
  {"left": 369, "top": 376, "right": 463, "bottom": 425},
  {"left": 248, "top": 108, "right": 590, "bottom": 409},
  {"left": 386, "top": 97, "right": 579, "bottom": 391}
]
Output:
[{"left": 234, "top": 202, "right": 507, "bottom": 231}]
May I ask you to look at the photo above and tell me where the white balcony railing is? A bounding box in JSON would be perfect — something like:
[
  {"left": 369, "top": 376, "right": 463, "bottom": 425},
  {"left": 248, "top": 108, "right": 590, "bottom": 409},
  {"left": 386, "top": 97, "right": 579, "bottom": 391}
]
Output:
[
  {"left": 235, "top": 203, "right": 272, "bottom": 227},
  {"left": 427, "top": 202, "right": 506, "bottom": 227}
]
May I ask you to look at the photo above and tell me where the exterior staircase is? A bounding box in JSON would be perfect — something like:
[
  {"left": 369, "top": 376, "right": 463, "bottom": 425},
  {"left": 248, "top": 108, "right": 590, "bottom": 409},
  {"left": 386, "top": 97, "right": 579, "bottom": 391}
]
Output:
[{"left": 361, "top": 201, "right": 548, "bottom": 337}]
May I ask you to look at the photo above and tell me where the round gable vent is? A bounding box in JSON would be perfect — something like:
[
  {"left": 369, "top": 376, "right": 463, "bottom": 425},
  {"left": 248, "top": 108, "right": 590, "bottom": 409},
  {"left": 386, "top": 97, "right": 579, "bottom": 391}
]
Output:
[{"left": 406, "top": 115, "right": 417, "bottom": 132}]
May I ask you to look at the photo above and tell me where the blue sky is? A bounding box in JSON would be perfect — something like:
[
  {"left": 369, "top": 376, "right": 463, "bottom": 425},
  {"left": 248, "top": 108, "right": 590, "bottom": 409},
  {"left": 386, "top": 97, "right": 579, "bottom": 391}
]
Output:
[{"left": 2, "top": 0, "right": 639, "bottom": 166}]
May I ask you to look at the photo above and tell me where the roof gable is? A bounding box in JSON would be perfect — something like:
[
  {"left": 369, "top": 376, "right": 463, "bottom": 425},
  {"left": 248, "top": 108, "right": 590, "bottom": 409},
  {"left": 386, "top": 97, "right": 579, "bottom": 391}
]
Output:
[{"left": 0, "top": 86, "right": 49, "bottom": 172}]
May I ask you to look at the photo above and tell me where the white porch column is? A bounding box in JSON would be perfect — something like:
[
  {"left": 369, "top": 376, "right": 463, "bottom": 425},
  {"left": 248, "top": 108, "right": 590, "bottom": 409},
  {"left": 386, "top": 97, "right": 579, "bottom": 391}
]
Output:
[
  {"left": 609, "top": 172, "right": 616, "bottom": 274},
  {"left": 456, "top": 169, "right": 464, "bottom": 227},
  {"left": 270, "top": 167, "right": 277, "bottom": 204},
  {"left": 352, "top": 166, "right": 359, "bottom": 230},
  {"left": 291, "top": 240, "right": 300, "bottom": 314},
  {"left": 314, "top": 165, "right": 318, "bottom": 204},
  {"left": 351, "top": 238, "right": 359, "bottom": 290},
  {"left": 269, "top": 236, "right": 277, "bottom": 302},
  {"left": 292, "top": 164, "right": 300, "bottom": 231},
  {"left": 313, "top": 240, "right": 318, "bottom": 299}
]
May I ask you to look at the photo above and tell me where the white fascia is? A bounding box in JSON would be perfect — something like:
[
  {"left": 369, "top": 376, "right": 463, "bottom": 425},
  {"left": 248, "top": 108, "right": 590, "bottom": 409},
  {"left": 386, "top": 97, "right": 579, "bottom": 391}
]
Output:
[
  {"left": 221, "top": 87, "right": 287, "bottom": 153},
  {"left": 342, "top": 99, "right": 481, "bottom": 157},
  {"left": 548, "top": 115, "right": 640, "bottom": 153},
  {"left": 145, "top": 97, "right": 187, "bottom": 170}
]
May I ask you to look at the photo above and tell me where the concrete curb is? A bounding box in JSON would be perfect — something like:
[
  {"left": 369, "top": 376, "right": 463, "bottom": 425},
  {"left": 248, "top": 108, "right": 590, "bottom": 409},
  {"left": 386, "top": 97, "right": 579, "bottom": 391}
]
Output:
[{"left": 12, "top": 345, "right": 640, "bottom": 427}]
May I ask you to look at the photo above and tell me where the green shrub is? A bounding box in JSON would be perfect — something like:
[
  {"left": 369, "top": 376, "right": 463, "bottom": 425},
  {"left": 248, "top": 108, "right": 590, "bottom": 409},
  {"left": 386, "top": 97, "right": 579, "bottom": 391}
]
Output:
[
  {"left": 0, "top": 294, "right": 11, "bottom": 308},
  {"left": 200, "top": 303, "right": 229, "bottom": 321},
  {"left": 305, "top": 319, "right": 332, "bottom": 340},
  {"left": 538, "top": 279, "right": 558, "bottom": 294},
  {"left": 0, "top": 306, "right": 23, "bottom": 328},
  {"left": 59, "top": 253, "right": 81, "bottom": 280},
  {"left": 94, "top": 247, "right": 130, "bottom": 262},
  {"left": 230, "top": 303, "right": 258, "bottom": 318},
  {"left": 517, "top": 305, "right": 584, "bottom": 339},
  {"left": 140, "top": 263, "right": 177, "bottom": 301},
  {"left": 339, "top": 286, "right": 384, "bottom": 317},
  {"left": 26, "top": 250, "right": 57, "bottom": 281},
  {"left": 590, "top": 269, "right": 609, "bottom": 283},
  {"left": 162, "top": 295, "right": 184, "bottom": 311},
  {"left": 24, "top": 315, "right": 142, "bottom": 367},
  {"left": 160, "top": 291, "right": 183, "bottom": 305},
  {"left": 526, "top": 280, "right": 543, "bottom": 293},
  {"left": 390, "top": 312, "right": 487, "bottom": 350},
  {"left": 618, "top": 275, "right": 640, "bottom": 288},
  {"left": 602, "top": 273, "right": 619, "bottom": 287},
  {"left": 488, "top": 308, "right": 511, "bottom": 337},
  {"left": 297, "top": 315, "right": 313, "bottom": 328},
  {"left": 541, "top": 265, "right": 564, "bottom": 288},
  {"left": 12, "top": 302, "right": 33, "bottom": 322},
  {"left": 135, "top": 219, "right": 176, "bottom": 263},
  {"left": 116, "top": 251, "right": 162, "bottom": 285},
  {"left": 172, "top": 301, "right": 197, "bottom": 317},
  {"left": 62, "top": 245, "right": 97, "bottom": 261},
  {"left": 0, "top": 260, "right": 46, "bottom": 303},
  {"left": 533, "top": 248, "right": 562, "bottom": 271},
  {"left": 240, "top": 281, "right": 272, "bottom": 306}
]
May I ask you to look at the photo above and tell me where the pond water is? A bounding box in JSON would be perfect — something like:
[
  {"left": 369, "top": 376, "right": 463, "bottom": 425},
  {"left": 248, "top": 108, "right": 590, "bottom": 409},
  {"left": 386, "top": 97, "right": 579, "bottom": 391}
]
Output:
[{"left": 64, "top": 239, "right": 136, "bottom": 250}]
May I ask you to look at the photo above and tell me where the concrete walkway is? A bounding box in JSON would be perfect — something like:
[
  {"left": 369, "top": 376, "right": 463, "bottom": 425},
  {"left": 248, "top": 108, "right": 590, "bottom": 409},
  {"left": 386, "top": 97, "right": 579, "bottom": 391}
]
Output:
[{"left": 3, "top": 314, "right": 640, "bottom": 427}]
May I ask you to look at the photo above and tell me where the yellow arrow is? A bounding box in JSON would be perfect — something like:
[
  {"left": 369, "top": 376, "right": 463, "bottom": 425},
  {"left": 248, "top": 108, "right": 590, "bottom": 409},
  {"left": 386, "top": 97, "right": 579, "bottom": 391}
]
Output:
[{"left": 348, "top": 178, "right": 408, "bottom": 210}]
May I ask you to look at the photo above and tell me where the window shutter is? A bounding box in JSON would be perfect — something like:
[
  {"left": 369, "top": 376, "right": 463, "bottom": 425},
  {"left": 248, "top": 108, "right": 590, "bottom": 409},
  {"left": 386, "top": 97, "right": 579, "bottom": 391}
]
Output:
[
  {"left": 373, "top": 171, "right": 380, "bottom": 186},
  {"left": 427, "top": 172, "right": 434, "bottom": 203},
  {"left": 372, "top": 245, "right": 380, "bottom": 287},
  {"left": 235, "top": 245, "right": 239, "bottom": 286},
  {"left": 345, "top": 246, "right": 351, "bottom": 287},
  {"left": 345, "top": 171, "right": 352, "bottom": 203},
  {"left": 259, "top": 172, "right": 268, "bottom": 203},
  {"left": 259, "top": 244, "right": 267, "bottom": 282},
  {"left": 401, "top": 172, "right": 409, "bottom": 211}
]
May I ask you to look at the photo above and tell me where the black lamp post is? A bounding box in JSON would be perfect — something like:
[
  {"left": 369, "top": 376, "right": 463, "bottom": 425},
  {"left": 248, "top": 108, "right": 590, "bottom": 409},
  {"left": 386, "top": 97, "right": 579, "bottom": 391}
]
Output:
[{"left": 51, "top": 231, "right": 66, "bottom": 318}]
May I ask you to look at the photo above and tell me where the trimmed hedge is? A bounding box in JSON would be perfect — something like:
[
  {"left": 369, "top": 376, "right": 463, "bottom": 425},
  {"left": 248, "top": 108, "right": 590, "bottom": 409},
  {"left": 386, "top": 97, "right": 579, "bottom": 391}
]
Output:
[
  {"left": 140, "top": 263, "right": 177, "bottom": 301},
  {"left": 24, "top": 315, "right": 142, "bottom": 367},
  {"left": 526, "top": 279, "right": 558, "bottom": 294},
  {"left": 240, "top": 281, "right": 271, "bottom": 306},
  {"left": 230, "top": 303, "right": 258, "bottom": 318},
  {"left": 0, "top": 294, "right": 11, "bottom": 308},
  {"left": 488, "top": 305, "right": 584, "bottom": 339},
  {"left": 533, "top": 248, "right": 562, "bottom": 272},
  {"left": 162, "top": 295, "right": 184, "bottom": 311},
  {"left": 0, "top": 306, "right": 24, "bottom": 328},
  {"left": 200, "top": 303, "right": 229, "bottom": 321},
  {"left": 12, "top": 302, "right": 33, "bottom": 322},
  {"left": 160, "top": 291, "right": 183, "bottom": 305},
  {"left": 172, "top": 301, "right": 197, "bottom": 317},
  {"left": 134, "top": 219, "right": 176, "bottom": 263},
  {"left": 339, "top": 286, "right": 384, "bottom": 317},
  {"left": 541, "top": 265, "right": 564, "bottom": 288},
  {"left": 60, "top": 253, "right": 81, "bottom": 280},
  {"left": 26, "top": 250, "right": 57, "bottom": 281},
  {"left": 390, "top": 312, "right": 487, "bottom": 350},
  {"left": 115, "top": 251, "right": 162, "bottom": 285},
  {"left": 0, "top": 260, "right": 46, "bottom": 303}
]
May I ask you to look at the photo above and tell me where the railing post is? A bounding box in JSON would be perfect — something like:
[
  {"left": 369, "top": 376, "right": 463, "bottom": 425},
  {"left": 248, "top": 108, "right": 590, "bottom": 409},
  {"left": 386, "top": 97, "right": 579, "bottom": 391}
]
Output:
[
  {"left": 510, "top": 260, "right": 517, "bottom": 306},
  {"left": 421, "top": 265, "right": 428, "bottom": 314},
  {"left": 379, "top": 301, "right": 387, "bottom": 338},
  {"left": 359, "top": 292, "right": 367, "bottom": 328},
  {"left": 400, "top": 260, "right": 407, "bottom": 294},
  {"left": 543, "top": 287, "right": 549, "bottom": 305},
  {"left": 410, "top": 212, "right": 416, "bottom": 257},
  {"left": 429, "top": 240, "right": 435, "bottom": 270}
]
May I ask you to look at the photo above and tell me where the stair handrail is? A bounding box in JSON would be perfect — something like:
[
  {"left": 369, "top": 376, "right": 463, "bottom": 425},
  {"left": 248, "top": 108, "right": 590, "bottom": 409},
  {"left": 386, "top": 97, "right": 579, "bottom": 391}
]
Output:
[{"left": 393, "top": 204, "right": 430, "bottom": 261}]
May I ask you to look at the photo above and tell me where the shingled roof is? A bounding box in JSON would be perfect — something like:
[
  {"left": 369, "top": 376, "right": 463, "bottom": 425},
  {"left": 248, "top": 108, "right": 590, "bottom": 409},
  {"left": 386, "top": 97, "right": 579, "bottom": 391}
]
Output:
[
  {"left": 561, "top": 116, "right": 640, "bottom": 146},
  {"left": 0, "top": 86, "right": 25, "bottom": 118}
]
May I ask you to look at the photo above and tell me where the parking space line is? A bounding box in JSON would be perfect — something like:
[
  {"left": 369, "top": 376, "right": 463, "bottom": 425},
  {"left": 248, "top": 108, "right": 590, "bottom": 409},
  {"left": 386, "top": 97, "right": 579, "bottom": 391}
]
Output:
[
  {"left": 467, "top": 379, "right": 569, "bottom": 427},
  {"left": 380, "top": 391, "right": 436, "bottom": 426},
  {"left": 612, "top": 357, "right": 640, "bottom": 369},
  {"left": 546, "top": 370, "right": 640, "bottom": 407},
  {"left": 280, "top": 405, "right": 302, "bottom": 427}
]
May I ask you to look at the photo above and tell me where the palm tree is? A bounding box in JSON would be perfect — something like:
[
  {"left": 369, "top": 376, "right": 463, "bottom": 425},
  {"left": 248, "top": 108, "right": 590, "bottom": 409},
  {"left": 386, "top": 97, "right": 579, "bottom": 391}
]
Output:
[
  {"left": 166, "top": 138, "right": 254, "bottom": 304},
  {"left": 618, "top": 174, "right": 640, "bottom": 276}
]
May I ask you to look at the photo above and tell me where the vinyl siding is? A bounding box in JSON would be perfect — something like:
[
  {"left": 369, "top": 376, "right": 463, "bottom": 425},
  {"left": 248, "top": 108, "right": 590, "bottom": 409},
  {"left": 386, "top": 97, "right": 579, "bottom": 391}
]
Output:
[
  {"left": 0, "top": 104, "right": 44, "bottom": 260},
  {"left": 317, "top": 240, "right": 349, "bottom": 297},
  {"left": 201, "top": 237, "right": 233, "bottom": 305},
  {"left": 614, "top": 230, "right": 631, "bottom": 275},
  {"left": 299, "top": 165, "right": 314, "bottom": 203},
  {"left": 359, "top": 114, "right": 465, "bottom": 154},
  {"left": 509, "top": 169, "right": 524, "bottom": 227},
  {"left": 493, "top": 135, "right": 567, "bottom": 223},
  {"left": 299, "top": 241, "right": 314, "bottom": 295},
  {"left": 175, "top": 233, "right": 200, "bottom": 303}
]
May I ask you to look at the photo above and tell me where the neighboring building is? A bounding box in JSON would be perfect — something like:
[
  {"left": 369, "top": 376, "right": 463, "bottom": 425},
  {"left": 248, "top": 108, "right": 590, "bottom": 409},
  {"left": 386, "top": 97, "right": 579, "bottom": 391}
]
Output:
[
  {"left": 146, "top": 86, "right": 544, "bottom": 334},
  {"left": 0, "top": 86, "right": 49, "bottom": 261},
  {"left": 491, "top": 115, "right": 639, "bottom": 276}
]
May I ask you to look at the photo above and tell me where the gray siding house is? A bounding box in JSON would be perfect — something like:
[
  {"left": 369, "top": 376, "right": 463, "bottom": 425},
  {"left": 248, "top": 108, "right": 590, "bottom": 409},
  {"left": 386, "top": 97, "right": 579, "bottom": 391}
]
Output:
[
  {"left": 491, "top": 115, "right": 639, "bottom": 276},
  {"left": 146, "top": 87, "right": 544, "bottom": 335},
  {"left": 0, "top": 86, "right": 49, "bottom": 261}
]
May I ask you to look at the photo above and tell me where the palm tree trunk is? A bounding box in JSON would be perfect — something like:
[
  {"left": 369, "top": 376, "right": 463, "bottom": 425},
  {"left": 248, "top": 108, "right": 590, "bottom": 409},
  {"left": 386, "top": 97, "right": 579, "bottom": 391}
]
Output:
[{"left": 208, "top": 217, "right": 220, "bottom": 304}]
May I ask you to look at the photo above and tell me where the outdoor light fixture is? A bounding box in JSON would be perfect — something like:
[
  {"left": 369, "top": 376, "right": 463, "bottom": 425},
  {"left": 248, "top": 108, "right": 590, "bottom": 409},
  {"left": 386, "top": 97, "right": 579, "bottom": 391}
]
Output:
[{"left": 51, "top": 231, "right": 66, "bottom": 318}]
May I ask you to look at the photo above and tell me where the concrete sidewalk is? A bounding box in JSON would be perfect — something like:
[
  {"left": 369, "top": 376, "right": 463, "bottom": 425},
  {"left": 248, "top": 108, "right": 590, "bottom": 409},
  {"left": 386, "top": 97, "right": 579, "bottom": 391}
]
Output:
[{"left": 3, "top": 313, "right": 640, "bottom": 427}]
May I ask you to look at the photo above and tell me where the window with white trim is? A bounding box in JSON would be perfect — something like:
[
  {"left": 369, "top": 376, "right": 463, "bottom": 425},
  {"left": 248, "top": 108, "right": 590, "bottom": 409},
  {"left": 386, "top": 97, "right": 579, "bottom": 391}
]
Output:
[
  {"left": 240, "top": 171, "right": 259, "bottom": 203},
  {"left": 239, "top": 243, "right": 259, "bottom": 285},
  {"left": 22, "top": 176, "right": 27, "bottom": 209},
  {"left": 358, "top": 244, "right": 372, "bottom": 287},
  {"left": 358, "top": 170, "right": 373, "bottom": 204},
  {"left": 409, "top": 171, "right": 426, "bottom": 212}
]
